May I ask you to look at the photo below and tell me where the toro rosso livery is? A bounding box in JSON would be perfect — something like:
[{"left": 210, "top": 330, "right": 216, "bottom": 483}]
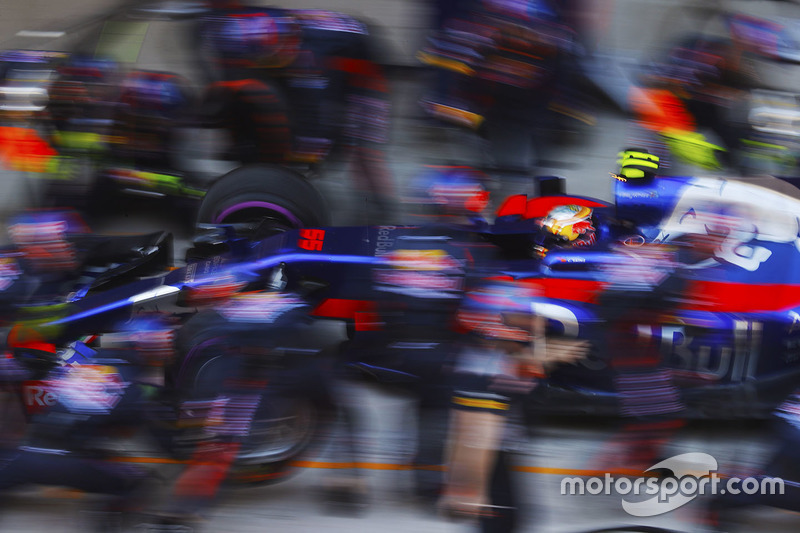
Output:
[{"left": 12, "top": 167, "right": 800, "bottom": 419}]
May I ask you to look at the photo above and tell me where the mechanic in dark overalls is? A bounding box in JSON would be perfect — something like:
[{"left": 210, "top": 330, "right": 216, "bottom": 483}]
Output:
[
  {"left": 198, "top": 1, "right": 397, "bottom": 222},
  {"left": 0, "top": 211, "right": 172, "bottom": 532},
  {"left": 323, "top": 166, "right": 491, "bottom": 509},
  {"left": 146, "top": 289, "right": 335, "bottom": 530},
  {"left": 0, "top": 328, "right": 154, "bottom": 533},
  {"left": 703, "top": 389, "right": 800, "bottom": 530},
  {"left": 0, "top": 342, "right": 155, "bottom": 532},
  {"left": 418, "top": 0, "right": 587, "bottom": 175},
  {"left": 367, "top": 236, "right": 468, "bottom": 506},
  {"left": 595, "top": 242, "right": 688, "bottom": 471},
  {"left": 589, "top": 152, "right": 687, "bottom": 471},
  {"left": 397, "top": 166, "right": 495, "bottom": 502},
  {"left": 441, "top": 278, "right": 588, "bottom": 532}
]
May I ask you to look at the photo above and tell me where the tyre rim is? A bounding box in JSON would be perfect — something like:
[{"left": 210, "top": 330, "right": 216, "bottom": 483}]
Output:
[
  {"left": 188, "top": 354, "right": 317, "bottom": 463},
  {"left": 237, "top": 400, "right": 316, "bottom": 463},
  {"left": 214, "top": 201, "right": 303, "bottom": 228}
]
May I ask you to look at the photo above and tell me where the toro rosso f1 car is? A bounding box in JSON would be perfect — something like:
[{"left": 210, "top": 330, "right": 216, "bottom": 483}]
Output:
[
  {"left": 9, "top": 154, "right": 800, "bottom": 422},
  {"left": 195, "top": 158, "right": 800, "bottom": 419},
  {"left": 7, "top": 156, "right": 800, "bottom": 417}
]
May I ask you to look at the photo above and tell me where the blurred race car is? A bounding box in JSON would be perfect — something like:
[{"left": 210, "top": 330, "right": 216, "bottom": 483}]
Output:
[
  {"left": 10, "top": 151, "right": 800, "bottom": 427},
  {"left": 197, "top": 158, "right": 800, "bottom": 420}
]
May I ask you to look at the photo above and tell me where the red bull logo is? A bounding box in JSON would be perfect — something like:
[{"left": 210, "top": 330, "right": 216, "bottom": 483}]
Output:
[
  {"left": 384, "top": 249, "right": 462, "bottom": 271},
  {"left": 22, "top": 381, "right": 57, "bottom": 414},
  {"left": 50, "top": 364, "right": 129, "bottom": 415}
]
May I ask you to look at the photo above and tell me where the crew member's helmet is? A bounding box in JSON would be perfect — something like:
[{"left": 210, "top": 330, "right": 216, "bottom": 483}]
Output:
[
  {"left": 48, "top": 55, "right": 120, "bottom": 126},
  {"left": 203, "top": 7, "right": 301, "bottom": 68},
  {"left": 480, "top": 0, "right": 558, "bottom": 22},
  {"left": 616, "top": 148, "right": 660, "bottom": 182},
  {"left": 457, "top": 279, "right": 538, "bottom": 343},
  {"left": 405, "top": 165, "right": 490, "bottom": 219},
  {"left": 8, "top": 209, "right": 89, "bottom": 274},
  {"left": 0, "top": 50, "right": 68, "bottom": 120},
  {"left": 117, "top": 71, "right": 192, "bottom": 119}
]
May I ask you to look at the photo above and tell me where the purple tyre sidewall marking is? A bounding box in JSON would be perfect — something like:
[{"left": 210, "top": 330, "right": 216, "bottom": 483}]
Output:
[
  {"left": 214, "top": 201, "right": 303, "bottom": 227},
  {"left": 177, "top": 337, "right": 225, "bottom": 387}
]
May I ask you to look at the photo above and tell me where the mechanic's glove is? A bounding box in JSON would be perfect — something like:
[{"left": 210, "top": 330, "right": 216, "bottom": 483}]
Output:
[
  {"left": 659, "top": 129, "right": 725, "bottom": 170},
  {"left": 420, "top": 97, "right": 485, "bottom": 130}
]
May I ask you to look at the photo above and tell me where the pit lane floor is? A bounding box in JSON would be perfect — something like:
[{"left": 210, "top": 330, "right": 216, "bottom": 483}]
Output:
[{"left": 0, "top": 382, "right": 793, "bottom": 533}]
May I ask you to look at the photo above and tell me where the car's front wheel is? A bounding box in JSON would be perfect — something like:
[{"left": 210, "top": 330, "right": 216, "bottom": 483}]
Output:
[
  {"left": 196, "top": 163, "right": 329, "bottom": 234},
  {"left": 165, "top": 310, "right": 332, "bottom": 486}
]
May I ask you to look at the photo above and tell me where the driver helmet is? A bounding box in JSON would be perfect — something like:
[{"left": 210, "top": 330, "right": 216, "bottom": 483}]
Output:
[
  {"left": 0, "top": 50, "right": 68, "bottom": 121},
  {"left": 183, "top": 273, "right": 249, "bottom": 308},
  {"left": 540, "top": 204, "right": 596, "bottom": 247}
]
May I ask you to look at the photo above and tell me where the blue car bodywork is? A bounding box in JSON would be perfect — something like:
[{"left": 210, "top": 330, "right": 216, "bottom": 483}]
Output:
[{"left": 23, "top": 172, "right": 800, "bottom": 419}]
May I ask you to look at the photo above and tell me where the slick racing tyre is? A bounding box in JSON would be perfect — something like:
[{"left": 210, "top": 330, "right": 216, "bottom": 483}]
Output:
[
  {"left": 165, "top": 309, "right": 332, "bottom": 486},
  {"left": 196, "top": 163, "right": 329, "bottom": 232}
]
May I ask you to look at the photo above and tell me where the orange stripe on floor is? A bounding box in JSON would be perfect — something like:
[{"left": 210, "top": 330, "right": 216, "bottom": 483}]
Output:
[{"left": 105, "top": 456, "right": 654, "bottom": 477}]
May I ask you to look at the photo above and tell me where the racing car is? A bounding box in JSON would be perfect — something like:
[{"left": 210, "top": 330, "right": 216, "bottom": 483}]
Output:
[
  {"left": 5, "top": 146, "right": 798, "bottom": 438},
  {"left": 4, "top": 152, "right": 800, "bottom": 496},
  {"left": 194, "top": 152, "right": 800, "bottom": 420}
]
